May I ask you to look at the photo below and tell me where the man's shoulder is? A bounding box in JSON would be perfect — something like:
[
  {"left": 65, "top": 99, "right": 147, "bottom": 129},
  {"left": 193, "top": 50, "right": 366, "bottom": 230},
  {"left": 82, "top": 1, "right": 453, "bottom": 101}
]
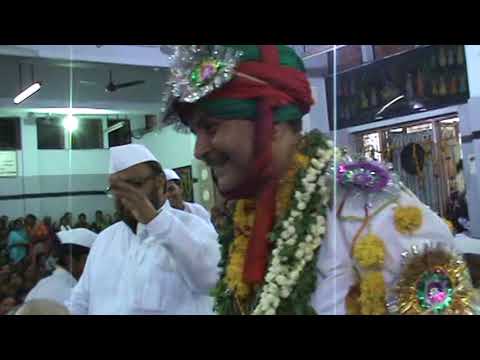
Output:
[
  {"left": 170, "top": 206, "right": 211, "bottom": 226},
  {"left": 339, "top": 185, "right": 425, "bottom": 218},
  {"left": 26, "top": 274, "right": 54, "bottom": 297},
  {"left": 92, "top": 222, "right": 127, "bottom": 249},
  {"left": 185, "top": 202, "right": 209, "bottom": 213},
  {"left": 99, "top": 221, "right": 124, "bottom": 234}
]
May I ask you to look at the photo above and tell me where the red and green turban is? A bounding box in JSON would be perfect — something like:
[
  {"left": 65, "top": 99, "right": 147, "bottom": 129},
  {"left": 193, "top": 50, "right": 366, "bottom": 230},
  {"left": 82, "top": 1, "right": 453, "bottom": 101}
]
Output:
[
  {"left": 196, "top": 45, "right": 313, "bottom": 123},
  {"left": 172, "top": 45, "right": 314, "bottom": 285}
]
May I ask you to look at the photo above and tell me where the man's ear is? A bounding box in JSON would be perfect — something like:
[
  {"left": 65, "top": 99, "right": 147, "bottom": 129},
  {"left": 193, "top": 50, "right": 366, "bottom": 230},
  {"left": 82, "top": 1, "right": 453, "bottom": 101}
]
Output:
[{"left": 157, "top": 176, "right": 167, "bottom": 194}]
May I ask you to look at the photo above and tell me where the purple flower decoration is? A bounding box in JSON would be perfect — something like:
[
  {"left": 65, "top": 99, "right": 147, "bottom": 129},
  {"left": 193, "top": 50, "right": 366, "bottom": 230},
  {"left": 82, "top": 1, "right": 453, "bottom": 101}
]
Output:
[{"left": 337, "top": 160, "right": 391, "bottom": 193}]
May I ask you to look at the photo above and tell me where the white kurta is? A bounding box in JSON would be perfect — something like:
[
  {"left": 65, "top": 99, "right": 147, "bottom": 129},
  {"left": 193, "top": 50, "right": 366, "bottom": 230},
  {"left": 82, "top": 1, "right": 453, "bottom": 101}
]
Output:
[
  {"left": 184, "top": 202, "right": 212, "bottom": 226},
  {"left": 25, "top": 267, "right": 77, "bottom": 305},
  {"left": 66, "top": 201, "right": 220, "bottom": 315},
  {"left": 311, "top": 188, "right": 458, "bottom": 314}
]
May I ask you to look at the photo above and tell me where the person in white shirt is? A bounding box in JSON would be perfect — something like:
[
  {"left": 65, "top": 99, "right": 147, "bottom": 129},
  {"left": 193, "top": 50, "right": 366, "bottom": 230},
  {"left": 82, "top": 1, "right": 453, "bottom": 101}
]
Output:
[
  {"left": 163, "top": 168, "right": 212, "bottom": 226},
  {"left": 67, "top": 144, "right": 220, "bottom": 315},
  {"left": 25, "top": 228, "right": 96, "bottom": 306}
]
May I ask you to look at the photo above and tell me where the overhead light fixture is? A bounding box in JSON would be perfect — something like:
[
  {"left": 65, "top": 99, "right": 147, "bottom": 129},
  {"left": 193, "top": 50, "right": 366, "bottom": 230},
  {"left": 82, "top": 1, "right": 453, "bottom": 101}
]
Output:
[
  {"left": 14, "top": 63, "right": 42, "bottom": 104},
  {"left": 14, "top": 82, "right": 42, "bottom": 104},
  {"left": 63, "top": 114, "right": 79, "bottom": 132}
]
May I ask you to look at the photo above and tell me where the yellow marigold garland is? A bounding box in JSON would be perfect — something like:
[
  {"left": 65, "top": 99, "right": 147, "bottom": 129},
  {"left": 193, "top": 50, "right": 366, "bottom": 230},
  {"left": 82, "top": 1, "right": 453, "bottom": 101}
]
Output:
[
  {"left": 394, "top": 206, "right": 423, "bottom": 235},
  {"left": 225, "top": 152, "right": 311, "bottom": 308},
  {"left": 276, "top": 152, "right": 310, "bottom": 219},
  {"left": 353, "top": 232, "right": 387, "bottom": 315},
  {"left": 359, "top": 271, "right": 387, "bottom": 315},
  {"left": 225, "top": 199, "right": 255, "bottom": 302},
  {"left": 353, "top": 233, "right": 385, "bottom": 269}
]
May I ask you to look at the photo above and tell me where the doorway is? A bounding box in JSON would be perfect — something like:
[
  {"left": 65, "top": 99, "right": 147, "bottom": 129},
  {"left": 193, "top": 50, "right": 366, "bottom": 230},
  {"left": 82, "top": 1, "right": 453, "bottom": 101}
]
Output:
[{"left": 354, "top": 113, "right": 463, "bottom": 217}]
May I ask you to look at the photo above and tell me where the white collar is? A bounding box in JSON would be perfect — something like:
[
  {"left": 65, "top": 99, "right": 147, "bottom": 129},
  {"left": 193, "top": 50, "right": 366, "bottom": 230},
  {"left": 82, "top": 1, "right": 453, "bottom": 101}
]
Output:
[{"left": 53, "top": 266, "right": 76, "bottom": 282}]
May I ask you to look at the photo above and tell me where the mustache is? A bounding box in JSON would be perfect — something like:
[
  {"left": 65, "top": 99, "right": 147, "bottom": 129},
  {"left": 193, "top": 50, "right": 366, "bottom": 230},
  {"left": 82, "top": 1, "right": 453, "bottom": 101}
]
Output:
[{"left": 202, "top": 151, "right": 229, "bottom": 167}]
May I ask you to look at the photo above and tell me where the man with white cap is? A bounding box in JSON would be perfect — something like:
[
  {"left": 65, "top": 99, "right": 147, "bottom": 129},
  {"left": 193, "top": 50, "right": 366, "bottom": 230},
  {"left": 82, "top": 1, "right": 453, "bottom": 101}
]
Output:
[
  {"left": 25, "top": 228, "right": 96, "bottom": 306},
  {"left": 67, "top": 144, "right": 220, "bottom": 315},
  {"left": 164, "top": 168, "right": 212, "bottom": 226}
]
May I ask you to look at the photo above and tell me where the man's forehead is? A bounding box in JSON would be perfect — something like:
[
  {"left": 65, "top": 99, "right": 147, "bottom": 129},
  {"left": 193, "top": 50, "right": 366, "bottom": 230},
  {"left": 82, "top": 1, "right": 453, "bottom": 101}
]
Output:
[
  {"left": 110, "top": 162, "right": 151, "bottom": 179},
  {"left": 187, "top": 111, "right": 208, "bottom": 129},
  {"left": 182, "top": 108, "right": 221, "bottom": 129}
]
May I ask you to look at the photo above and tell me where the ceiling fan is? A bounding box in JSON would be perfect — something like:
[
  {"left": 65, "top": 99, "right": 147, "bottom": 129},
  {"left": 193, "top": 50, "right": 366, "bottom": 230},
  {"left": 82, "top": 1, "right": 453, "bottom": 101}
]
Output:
[{"left": 105, "top": 70, "right": 145, "bottom": 92}]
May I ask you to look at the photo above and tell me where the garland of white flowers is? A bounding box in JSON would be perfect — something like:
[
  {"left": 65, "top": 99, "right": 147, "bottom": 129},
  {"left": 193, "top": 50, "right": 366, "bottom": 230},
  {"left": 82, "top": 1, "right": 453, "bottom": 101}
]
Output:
[{"left": 253, "top": 142, "right": 336, "bottom": 315}]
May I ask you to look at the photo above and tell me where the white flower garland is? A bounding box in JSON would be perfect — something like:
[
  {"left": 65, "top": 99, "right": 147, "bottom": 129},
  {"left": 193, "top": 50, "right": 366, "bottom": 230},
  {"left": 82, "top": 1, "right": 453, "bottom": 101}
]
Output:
[{"left": 253, "top": 142, "right": 335, "bottom": 315}]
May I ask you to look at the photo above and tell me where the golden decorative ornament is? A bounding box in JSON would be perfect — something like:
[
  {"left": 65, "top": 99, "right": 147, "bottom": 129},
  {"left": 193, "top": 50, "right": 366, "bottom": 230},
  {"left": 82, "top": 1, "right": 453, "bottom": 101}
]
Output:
[{"left": 389, "top": 244, "right": 476, "bottom": 315}]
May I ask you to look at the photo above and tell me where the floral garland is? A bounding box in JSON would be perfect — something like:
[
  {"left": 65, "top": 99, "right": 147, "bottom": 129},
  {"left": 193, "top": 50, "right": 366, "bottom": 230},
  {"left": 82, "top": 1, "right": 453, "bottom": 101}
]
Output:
[
  {"left": 211, "top": 130, "right": 335, "bottom": 315},
  {"left": 225, "top": 199, "right": 256, "bottom": 310},
  {"left": 394, "top": 206, "right": 423, "bottom": 235},
  {"left": 253, "top": 142, "right": 334, "bottom": 315},
  {"left": 348, "top": 203, "right": 425, "bottom": 314},
  {"left": 224, "top": 153, "right": 310, "bottom": 313},
  {"left": 353, "top": 233, "right": 387, "bottom": 315},
  {"left": 338, "top": 159, "right": 400, "bottom": 315}
]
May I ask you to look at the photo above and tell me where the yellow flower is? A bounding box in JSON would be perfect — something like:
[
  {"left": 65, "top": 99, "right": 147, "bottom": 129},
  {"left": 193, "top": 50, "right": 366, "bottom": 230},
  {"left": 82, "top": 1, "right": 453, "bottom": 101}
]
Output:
[
  {"left": 394, "top": 206, "right": 423, "bottom": 235},
  {"left": 353, "top": 233, "right": 385, "bottom": 269},
  {"left": 225, "top": 235, "right": 251, "bottom": 299},
  {"left": 359, "top": 271, "right": 387, "bottom": 315},
  {"left": 276, "top": 152, "right": 310, "bottom": 219},
  {"left": 225, "top": 200, "right": 256, "bottom": 301}
]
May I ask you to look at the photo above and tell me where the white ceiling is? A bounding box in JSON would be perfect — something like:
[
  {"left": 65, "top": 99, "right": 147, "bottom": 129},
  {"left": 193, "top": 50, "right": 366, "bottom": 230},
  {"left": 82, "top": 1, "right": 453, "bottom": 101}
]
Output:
[
  {"left": 0, "top": 52, "right": 170, "bottom": 115},
  {"left": 0, "top": 45, "right": 365, "bottom": 115},
  {"left": 0, "top": 45, "right": 171, "bottom": 67}
]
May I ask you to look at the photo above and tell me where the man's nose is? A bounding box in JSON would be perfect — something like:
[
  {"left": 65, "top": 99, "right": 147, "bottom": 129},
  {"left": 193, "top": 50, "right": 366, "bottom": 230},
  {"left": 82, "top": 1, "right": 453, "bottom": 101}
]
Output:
[{"left": 194, "top": 132, "right": 213, "bottom": 160}]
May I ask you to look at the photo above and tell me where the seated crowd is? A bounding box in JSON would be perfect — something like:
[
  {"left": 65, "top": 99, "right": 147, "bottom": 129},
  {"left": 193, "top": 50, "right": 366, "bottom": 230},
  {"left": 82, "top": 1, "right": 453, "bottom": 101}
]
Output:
[{"left": 0, "top": 210, "right": 119, "bottom": 314}]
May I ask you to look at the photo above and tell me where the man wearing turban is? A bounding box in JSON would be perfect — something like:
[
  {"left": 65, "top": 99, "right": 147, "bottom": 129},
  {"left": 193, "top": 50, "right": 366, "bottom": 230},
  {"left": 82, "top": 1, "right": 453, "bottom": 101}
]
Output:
[{"left": 162, "top": 45, "right": 477, "bottom": 315}]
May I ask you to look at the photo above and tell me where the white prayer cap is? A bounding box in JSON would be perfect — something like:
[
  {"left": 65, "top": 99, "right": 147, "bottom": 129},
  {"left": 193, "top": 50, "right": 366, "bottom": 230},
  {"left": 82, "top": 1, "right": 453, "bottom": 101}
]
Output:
[
  {"left": 57, "top": 228, "right": 97, "bottom": 249},
  {"left": 109, "top": 144, "right": 159, "bottom": 174},
  {"left": 164, "top": 168, "right": 181, "bottom": 181}
]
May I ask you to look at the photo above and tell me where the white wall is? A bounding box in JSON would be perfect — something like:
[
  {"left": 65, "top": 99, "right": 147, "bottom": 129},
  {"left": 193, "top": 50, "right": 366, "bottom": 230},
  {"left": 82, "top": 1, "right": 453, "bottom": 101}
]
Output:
[
  {"left": 308, "top": 78, "right": 330, "bottom": 134},
  {"left": 0, "top": 112, "right": 197, "bottom": 221},
  {"left": 0, "top": 113, "right": 117, "bottom": 220},
  {"left": 134, "top": 126, "right": 195, "bottom": 170}
]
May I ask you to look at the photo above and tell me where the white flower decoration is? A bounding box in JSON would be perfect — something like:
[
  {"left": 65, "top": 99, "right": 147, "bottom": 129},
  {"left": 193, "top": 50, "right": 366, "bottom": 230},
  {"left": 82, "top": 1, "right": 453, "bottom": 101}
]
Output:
[
  {"left": 286, "top": 238, "right": 296, "bottom": 246},
  {"left": 253, "top": 141, "right": 334, "bottom": 315}
]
